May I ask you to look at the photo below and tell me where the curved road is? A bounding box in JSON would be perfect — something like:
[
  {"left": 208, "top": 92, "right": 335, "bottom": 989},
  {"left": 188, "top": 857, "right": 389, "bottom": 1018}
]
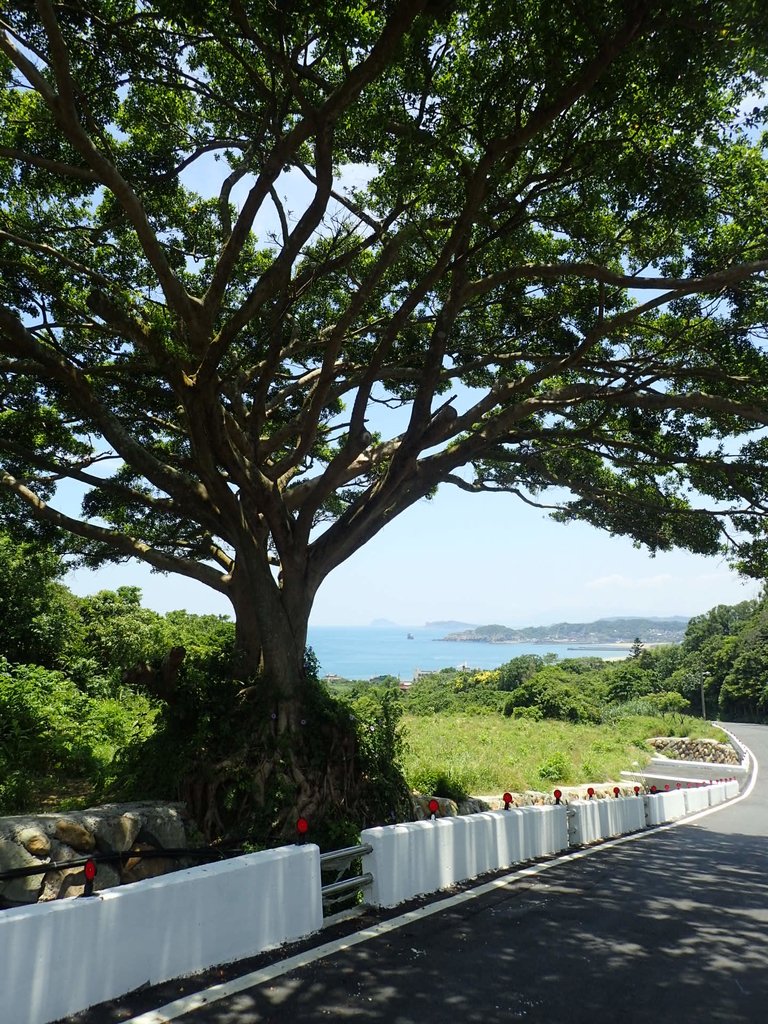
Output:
[{"left": 83, "top": 723, "right": 768, "bottom": 1024}]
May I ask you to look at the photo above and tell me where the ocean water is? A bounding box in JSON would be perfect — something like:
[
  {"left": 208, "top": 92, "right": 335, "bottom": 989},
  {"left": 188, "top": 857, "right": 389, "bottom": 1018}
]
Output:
[{"left": 306, "top": 625, "right": 627, "bottom": 680}]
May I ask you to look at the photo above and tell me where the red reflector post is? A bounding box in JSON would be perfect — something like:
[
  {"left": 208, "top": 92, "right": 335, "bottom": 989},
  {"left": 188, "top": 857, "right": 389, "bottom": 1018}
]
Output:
[
  {"left": 81, "top": 858, "right": 97, "bottom": 898},
  {"left": 553, "top": 789, "right": 562, "bottom": 805},
  {"left": 428, "top": 798, "right": 440, "bottom": 819},
  {"left": 503, "top": 792, "right": 513, "bottom": 810},
  {"left": 296, "top": 817, "right": 309, "bottom": 842}
]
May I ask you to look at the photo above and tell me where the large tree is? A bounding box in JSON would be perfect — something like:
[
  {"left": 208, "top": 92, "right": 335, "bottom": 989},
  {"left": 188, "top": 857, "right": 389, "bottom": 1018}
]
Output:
[{"left": 4, "top": 1, "right": 768, "bottom": 832}]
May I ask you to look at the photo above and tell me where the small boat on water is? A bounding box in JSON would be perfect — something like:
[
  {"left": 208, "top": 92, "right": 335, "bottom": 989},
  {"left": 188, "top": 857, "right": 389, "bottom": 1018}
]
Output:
[{"left": 407, "top": 632, "right": 414, "bottom": 639}]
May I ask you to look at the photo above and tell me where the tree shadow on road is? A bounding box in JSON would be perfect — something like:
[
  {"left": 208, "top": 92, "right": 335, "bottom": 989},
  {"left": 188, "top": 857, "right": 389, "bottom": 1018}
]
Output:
[
  {"left": 63, "top": 819, "right": 768, "bottom": 1024},
  {"left": 180, "top": 825, "right": 768, "bottom": 1024}
]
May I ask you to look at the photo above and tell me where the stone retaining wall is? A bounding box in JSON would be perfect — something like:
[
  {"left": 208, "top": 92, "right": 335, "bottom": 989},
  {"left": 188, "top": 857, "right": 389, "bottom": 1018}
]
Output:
[
  {"left": 648, "top": 736, "right": 740, "bottom": 765},
  {"left": 0, "top": 801, "right": 201, "bottom": 909}
]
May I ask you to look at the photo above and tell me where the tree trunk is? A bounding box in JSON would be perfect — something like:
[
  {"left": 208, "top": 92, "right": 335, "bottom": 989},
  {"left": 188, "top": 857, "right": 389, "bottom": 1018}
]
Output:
[
  {"left": 165, "top": 551, "right": 412, "bottom": 846},
  {"left": 230, "top": 570, "right": 308, "bottom": 695}
]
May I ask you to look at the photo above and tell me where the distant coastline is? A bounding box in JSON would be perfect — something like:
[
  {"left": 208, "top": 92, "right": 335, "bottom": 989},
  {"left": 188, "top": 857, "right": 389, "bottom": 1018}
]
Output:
[
  {"left": 439, "top": 615, "right": 688, "bottom": 646},
  {"left": 436, "top": 638, "right": 664, "bottom": 649},
  {"left": 306, "top": 616, "right": 686, "bottom": 678},
  {"left": 307, "top": 625, "right": 633, "bottom": 679}
]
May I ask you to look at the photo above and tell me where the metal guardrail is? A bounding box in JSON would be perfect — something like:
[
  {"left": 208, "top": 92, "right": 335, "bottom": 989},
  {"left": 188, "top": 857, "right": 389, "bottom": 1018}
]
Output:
[
  {"left": 319, "top": 843, "right": 372, "bottom": 867},
  {"left": 319, "top": 843, "right": 373, "bottom": 910}
]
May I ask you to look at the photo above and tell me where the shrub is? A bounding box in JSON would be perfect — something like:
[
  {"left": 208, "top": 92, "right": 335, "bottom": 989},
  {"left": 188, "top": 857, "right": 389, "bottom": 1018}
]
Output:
[
  {"left": 409, "top": 767, "right": 471, "bottom": 803},
  {"left": 601, "top": 693, "right": 690, "bottom": 724},
  {"left": 496, "top": 655, "right": 545, "bottom": 691},
  {"left": 506, "top": 704, "right": 544, "bottom": 721},
  {"left": 537, "top": 752, "right": 574, "bottom": 783},
  {"left": 105, "top": 655, "right": 412, "bottom": 847},
  {"left": 342, "top": 686, "right": 411, "bottom": 822},
  {"left": 0, "top": 659, "right": 94, "bottom": 779}
]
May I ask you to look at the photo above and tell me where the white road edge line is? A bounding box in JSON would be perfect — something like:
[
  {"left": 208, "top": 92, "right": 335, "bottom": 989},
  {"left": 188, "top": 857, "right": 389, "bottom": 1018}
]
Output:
[{"left": 122, "top": 732, "right": 759, "bottom": 1024}]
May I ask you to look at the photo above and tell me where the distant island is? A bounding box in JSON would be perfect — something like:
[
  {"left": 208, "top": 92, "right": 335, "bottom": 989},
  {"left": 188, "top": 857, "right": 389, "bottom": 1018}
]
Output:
[
  {"left": 441, "top": 615, "right": 689, "bottom": 646},
  {"left": 424, "top": 620, "right": 477, "bottom": 630}
]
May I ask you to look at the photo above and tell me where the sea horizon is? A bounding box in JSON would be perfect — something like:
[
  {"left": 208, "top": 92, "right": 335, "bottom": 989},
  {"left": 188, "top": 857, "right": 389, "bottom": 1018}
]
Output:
[{"left": 306, "top": 624, "right": 629, "bottom": 680}]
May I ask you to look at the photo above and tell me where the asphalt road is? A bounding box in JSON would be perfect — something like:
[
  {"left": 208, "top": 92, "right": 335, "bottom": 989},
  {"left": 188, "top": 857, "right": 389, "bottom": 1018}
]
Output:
[{"left": 79, "top": 723, "right": 768, "bottom": 1024}]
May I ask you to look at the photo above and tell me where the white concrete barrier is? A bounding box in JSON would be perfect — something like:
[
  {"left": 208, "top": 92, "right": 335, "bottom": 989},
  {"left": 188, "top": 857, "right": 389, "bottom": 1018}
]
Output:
[
  {"left": 363, "top": 769, "right": 746, "bottom": 910},
  {"left": 682, "top": 786, "right": 710, "bottom": 814},
  {"left": 647, "top": 757, "right": 748, "bottom": 781},
  {"left": 362, "top": 805, "right": 568, "bottom": 908},
  {"left": 0, "top": 844, "right": 322, "bottom": 1024},
  {"left": 569, "top": 797, "right": 646, "bottom": 845},
  {"left": 724, "top": 731, "right": 750, "bottom": 775},
  {"left": 644, "top": 789, "right": 687, "bottom": 825},
  {"left": 519, "top": 805, "right": 569, "bottom": 860},
  {"left": 0, "top": 754, "right": 748, "bottom": 1024},
  {"left": 708, "top": 782, "right": 728, "bottom": 806},
  {"left": 621, "top": 752, "right": 748, "bottom": 793}
]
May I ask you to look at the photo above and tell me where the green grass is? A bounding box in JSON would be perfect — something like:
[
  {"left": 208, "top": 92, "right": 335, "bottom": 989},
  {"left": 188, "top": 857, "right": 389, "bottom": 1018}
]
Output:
[{"left": 402, "top": 713, "right": 727, "bottom": 796}]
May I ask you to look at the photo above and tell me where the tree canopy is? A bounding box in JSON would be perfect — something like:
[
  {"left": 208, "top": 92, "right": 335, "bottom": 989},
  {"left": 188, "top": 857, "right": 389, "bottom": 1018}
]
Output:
[
  {"left": 0, "top": 529, "right": 79, "bottom": 667},
  {"left": 3, "top": 3, "right": 768, "bottom": 702}
]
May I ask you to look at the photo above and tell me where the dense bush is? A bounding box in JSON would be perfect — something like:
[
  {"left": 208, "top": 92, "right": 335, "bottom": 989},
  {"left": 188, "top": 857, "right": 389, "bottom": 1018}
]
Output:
[
  {"left": 600, "top": 692, "right": 689, "bottom": 724},
  {"left": 408, "top": 766, "right": 471, "bottom": 803},
  {"left": 495, "top": 655, "right": 546, "bottom": 691},
  {"left": 502, "top": 666, "right": 605, "bottom": 723},
  {"left": 0, "top": 657, "right": 156, "bottom": 814},
  {"left": 104, "top": 659, "right": 411, "bottom": 848},
  {"left": 405, "top": 667, "right": 506, "bottom": 715},
  {"left": 339, "top": 686, "right": 413, "bottom": 828},
  {"left": 98, "top": 651, "right": 244, "bottom": 805}
]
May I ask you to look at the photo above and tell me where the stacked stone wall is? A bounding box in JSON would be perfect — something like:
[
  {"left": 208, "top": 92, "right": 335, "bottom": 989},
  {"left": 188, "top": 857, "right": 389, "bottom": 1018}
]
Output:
[
  {"left": 0, "top": 801, "right": 201, "bottom": 908},
  {"left": 648, "top": 736, "right": 740, "bottom": 765}
]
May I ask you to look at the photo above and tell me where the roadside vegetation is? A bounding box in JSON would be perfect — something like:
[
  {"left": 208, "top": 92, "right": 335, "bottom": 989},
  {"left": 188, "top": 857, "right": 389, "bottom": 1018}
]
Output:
[
  {"left": 0, "top": 532, "right": 760, "bottom": 839},
  {"left": 402, "top": 714, "right": 726, "bottom": 801}
]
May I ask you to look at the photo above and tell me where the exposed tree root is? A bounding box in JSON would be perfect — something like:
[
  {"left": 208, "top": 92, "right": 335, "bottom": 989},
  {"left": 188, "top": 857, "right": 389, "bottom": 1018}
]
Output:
[{"left": 178, "top": 696, "right": 408, "bottom": 846}]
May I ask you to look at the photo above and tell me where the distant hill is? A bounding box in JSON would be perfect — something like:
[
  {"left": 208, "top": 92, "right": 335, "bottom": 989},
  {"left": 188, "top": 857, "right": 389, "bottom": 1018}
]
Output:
[
  {"left": 425, "top": 620, "right": 477, "bottom": 630},
  {"left": 442, "top": 616, "right": 689, "bottom": 645},
  {"left": 369, "top": 618, "right": 400, "bottom": 628}
]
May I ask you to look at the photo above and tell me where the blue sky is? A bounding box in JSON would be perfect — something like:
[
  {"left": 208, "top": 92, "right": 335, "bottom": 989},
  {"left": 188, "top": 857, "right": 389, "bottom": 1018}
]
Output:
[{"left": 65, "top": 486, "right": 761, "bottom": 627}]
